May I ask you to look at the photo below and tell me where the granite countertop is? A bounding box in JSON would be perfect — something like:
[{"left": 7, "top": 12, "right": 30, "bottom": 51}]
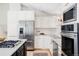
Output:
[{"left": 0, "top": 39, "right": 26, "bottom": 56}]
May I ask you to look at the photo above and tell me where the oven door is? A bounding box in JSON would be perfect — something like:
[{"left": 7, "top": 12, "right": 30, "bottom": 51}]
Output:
[{"left": 62, "top": 36, "right": 74, "bottom": 56}]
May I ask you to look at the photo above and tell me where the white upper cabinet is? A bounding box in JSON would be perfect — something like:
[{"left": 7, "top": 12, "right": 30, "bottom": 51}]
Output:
[
  {"left": 7, "top": 11, "right": 35, "bottom": 37},
  {"left": 35, "top": 16, "right": 60, "bottom": 28}
]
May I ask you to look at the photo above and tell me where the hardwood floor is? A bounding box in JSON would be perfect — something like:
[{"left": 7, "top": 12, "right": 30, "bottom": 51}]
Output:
[{"left": 27, "top": 49, "right": 52, "bottom": 56}]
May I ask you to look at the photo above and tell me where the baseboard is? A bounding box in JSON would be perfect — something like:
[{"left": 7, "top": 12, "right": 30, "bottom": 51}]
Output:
[{"left": 26, "top": 48, "right": 34, "bottom": 51}]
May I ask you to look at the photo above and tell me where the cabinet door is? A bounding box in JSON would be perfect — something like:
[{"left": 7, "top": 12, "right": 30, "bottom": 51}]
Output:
[
  {"left": 35, "top": 36, "right": 52, "bottom": 49},
  {"left": 35, "top": 36, "right": 43, "bottom": 48},
  {"left": 39, "top": 37, "right": 45, "bottom": 48},
  {"left": 35, "top": 16, "right": 58, "bottom": 28},
  {"left": 44, "top": 38, "right": 51, "bottom": 48},
  {"left": 35, "top": 36, "right": 40, "bottom": 48},
  {"left": 35, "top": 37, "right": 43, "bottom": 48}
]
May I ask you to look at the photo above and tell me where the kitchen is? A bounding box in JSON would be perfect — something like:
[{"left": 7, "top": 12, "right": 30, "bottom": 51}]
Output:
[{"left": 0, "top": 3, "right": 78, "bottom": 56}]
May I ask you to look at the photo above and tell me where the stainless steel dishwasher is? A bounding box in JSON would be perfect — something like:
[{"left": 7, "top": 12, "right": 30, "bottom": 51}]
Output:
[
  {"left": 53, "top": 41, "right": 58, "bottom": 56},
  {"left": 18, "top": 20, "right": 34, "bottom": 50}
]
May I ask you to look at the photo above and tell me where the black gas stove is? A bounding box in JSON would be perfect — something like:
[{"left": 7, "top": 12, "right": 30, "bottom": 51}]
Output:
[{"left": 0, "top": 40, "right": 19, "bottom": 48}]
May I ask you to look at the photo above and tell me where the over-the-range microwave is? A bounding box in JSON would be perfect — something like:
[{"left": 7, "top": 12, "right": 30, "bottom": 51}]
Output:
[{"left": 63, "top": 4, "right": 77, "bottom": 23}]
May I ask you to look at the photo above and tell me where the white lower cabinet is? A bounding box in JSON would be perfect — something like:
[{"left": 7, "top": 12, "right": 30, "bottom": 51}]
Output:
[{"left": 35, "top": 35, "right": 53, "bottom": 53}]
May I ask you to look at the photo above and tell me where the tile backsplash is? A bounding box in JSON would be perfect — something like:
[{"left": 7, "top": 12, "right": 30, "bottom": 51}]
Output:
[{"left": 35, "top": 28, "right": 58, "bottom": 36}]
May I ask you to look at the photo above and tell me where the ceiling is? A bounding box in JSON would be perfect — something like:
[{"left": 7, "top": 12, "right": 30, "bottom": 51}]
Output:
[{"left": 21, "top": 3, "right": 66, "bottom": 16}]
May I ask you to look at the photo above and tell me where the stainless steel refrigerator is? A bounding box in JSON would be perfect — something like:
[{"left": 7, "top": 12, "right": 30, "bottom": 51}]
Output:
[{"left": 19, "top": 20, "right": 34, "bottom": 50}]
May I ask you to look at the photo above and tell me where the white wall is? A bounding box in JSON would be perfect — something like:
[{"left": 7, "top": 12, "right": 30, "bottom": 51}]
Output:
[
  {"left": 7, "top": 11, "right": 34, "bottom": 40},
  {"left": 0, "top": 3, "right": 22, "bottom": 37},
  {"left": 9, "top": 3, "right": 21, "bottom": 11},
  {"left": 0, "top": 3, "right": 21, "bottom": 36},
  {"left": 0, "top": 3, "right": 9, "bottom": 36}
]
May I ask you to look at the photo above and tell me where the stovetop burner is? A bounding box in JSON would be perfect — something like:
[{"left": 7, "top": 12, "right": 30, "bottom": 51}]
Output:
[{"left": 0, "top": 40, "right": 19, "bottom": 48}]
